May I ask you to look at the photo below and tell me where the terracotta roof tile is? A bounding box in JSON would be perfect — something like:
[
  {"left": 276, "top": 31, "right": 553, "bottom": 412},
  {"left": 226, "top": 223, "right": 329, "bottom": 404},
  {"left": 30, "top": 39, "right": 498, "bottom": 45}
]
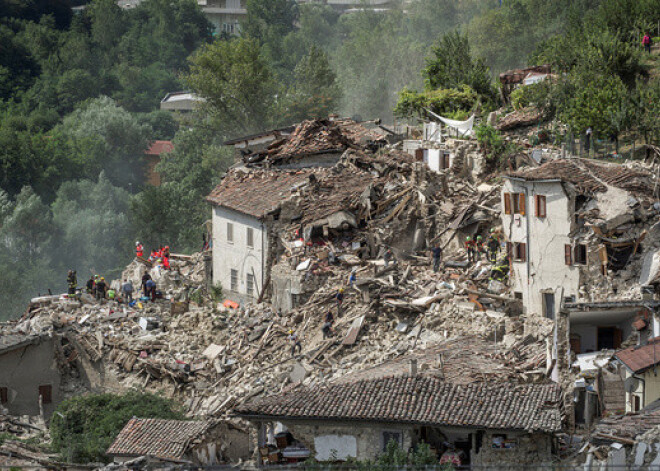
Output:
[
  {"left": 507, "top": 159, "right": 655, "bottom": 197},
  {"left": 615, "top": 337, "right": 660, "bottom": 373},
  {"left": 206, "top": 169, "right": 315, "bottom": 218},
  {"left": 594, "top": 408, "right": 660, "bottom": 440},
  {"left": 106, "top": 418, "right": 209, "bottom": 461},
  {"left": 235, "top": 375, "right": 563, "bottom": 433},
  {"left": 145, "top": 141, "right": 174, "bottom": 155}
]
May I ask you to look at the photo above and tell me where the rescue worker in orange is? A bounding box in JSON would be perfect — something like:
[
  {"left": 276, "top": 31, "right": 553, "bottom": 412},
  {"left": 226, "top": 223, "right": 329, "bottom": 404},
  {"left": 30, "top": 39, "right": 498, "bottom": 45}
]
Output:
[{"left": 135, "top": 241, "right": 144, "bottom": 258}]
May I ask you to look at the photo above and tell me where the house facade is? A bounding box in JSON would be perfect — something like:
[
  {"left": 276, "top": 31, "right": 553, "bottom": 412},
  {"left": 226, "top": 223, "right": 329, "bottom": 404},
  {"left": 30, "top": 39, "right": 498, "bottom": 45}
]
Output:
[
  {"left": 615, "top": 337, "right": 660, "bottom": 412},
  {"left": 502, "top": 177, "right": 580, "bottom": 319},
  {"left": 198, "top": 0, "right": 246, "bottom": 35},
  {"left": 235, "top": 375, "right": 563, "bottom": 467},
  {"left": 206, "top": 169, "right": 313, "bottom": 303},
  {"left": 0, "top": 335, "right": 61, "bottom": 418}
]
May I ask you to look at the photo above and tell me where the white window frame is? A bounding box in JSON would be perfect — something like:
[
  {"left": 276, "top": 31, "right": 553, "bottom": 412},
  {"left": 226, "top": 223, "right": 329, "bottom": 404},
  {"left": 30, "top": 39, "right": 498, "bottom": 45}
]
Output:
[
  {"left": 227, "top": 222, "right": 234, "bottom": 243},
  {"left": 230, "top": 269, "right": 238, "bottom": 292},
  {"left": 247, "top": 227, "right": 254, "bottom": 248},
  {"left": 246, "top": 273, "right": 255, "bottom": 296}
]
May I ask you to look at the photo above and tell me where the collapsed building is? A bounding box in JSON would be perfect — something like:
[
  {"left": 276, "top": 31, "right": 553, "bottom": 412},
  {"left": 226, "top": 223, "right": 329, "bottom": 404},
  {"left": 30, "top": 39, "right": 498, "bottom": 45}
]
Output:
[{"left": 2, "top": 114, "right": 660, "bottom": 469}]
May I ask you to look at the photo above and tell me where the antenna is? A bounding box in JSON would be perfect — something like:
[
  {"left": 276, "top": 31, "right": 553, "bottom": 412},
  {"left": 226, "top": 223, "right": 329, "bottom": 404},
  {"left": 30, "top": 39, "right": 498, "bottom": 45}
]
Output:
[{"left": 624, "top": 376, "right": 641, "bottom": 394}]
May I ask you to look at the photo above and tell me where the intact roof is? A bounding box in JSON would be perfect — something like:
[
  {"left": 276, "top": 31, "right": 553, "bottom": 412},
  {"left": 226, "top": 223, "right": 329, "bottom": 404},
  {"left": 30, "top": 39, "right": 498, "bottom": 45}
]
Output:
[
  {"left": 206, "top": 169, "right": 314, "bottom": 218},
  {"left": 106, "top": 418, "right": 209, "bottom": 461},
  {"left": 145, "top": 141, "right": 174, "bottom": 155},
  {"left": 507, "top": 159, "right": 655, "bottom": 197},
  {"left": 235, "top": 375, "right": 563, "bottom": 433},
  {"left": 615, "top": 337, "right": 660, "bottom": 374}
]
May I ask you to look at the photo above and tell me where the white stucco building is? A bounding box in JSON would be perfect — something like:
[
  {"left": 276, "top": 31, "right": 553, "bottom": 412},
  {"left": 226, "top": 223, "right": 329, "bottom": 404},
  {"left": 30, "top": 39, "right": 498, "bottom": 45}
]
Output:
[
  {"left": 206, "top": 169, "right": 312, "bottom": 302},
  {"left": 501, "top": 176, "right": 581, "bottom": 319}
]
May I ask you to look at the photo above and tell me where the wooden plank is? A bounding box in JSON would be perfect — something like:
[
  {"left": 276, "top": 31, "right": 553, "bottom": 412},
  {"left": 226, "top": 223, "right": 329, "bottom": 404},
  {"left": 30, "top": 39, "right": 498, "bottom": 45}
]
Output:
[{"left": 342, "top": 315, "right": 365, "bottom": 346}]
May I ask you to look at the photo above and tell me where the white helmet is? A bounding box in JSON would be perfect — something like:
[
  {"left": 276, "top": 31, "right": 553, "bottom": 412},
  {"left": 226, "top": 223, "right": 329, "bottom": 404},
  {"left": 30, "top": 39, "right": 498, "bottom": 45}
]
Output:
[{"left": 136, "top": 241, "right": 140, "bottom": 246}]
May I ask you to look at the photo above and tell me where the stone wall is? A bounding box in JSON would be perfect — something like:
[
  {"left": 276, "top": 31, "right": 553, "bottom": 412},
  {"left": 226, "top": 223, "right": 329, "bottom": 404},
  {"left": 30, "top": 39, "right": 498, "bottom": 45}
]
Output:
[
  {"left": 283, "top": 420, "right": 414, "bottom": 461},
  {"left": 473, "top": 431, "right": 553, "bottom": 468}
]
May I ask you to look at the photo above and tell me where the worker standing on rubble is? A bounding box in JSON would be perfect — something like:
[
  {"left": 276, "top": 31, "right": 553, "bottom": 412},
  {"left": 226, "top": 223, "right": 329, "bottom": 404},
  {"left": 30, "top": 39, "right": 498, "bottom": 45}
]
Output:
[
  {"left": 141, "top": 272, "right": 152, "bottom": 296},
  {"left": 336, "top": 288, "right": 345, "bottom": 315},
  {"left": 488, "top": 229, "right": 500, "bottom": 263},
  {"left": 347, "top": 269, "right": 357, "bottom": 288},
  {"left": 464, "top": 236, "right": 476, "bottom": 264},
  {"left": 145, "top": 278, "right": 157, "bottom": 301},
  {"left": 95, "top": 277, "right": 107, "bottom": 300},
  {"left": 67, "top": 270, "right": 77, "bottom": 296},
  {"left": 431, "top": 244, "right": 443, "bottom": 272},
  {"left": 475, "top": 236, "right": 486, "bottom": 260},
  {"left": 122, "top": 279, "right": 134, "bottom": 303},
  {"left": 135, "top": 241, "right": 143, "bottom": 258},
  {"left": 322, "top": 310, "right": 334, "bottom": 339},
  {"left": 288, "top": 329, "right": 302, "bottom": 357},
  {"left": 86, "top": 275, "right": 95, "bottom": 294}
]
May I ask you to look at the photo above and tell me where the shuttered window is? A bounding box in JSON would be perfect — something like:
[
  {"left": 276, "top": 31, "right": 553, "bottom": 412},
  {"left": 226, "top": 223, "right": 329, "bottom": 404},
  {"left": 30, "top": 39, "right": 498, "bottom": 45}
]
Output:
[
  {"left": 565, "top": 244, "right": 573, "bottom": 265},
  {"left": 0, "top": 387, "right": 7, "bottom": 404},
  {"left": 513, "top": 242, "right": 527, "bottom": 262},
  {"left": 516, "top": 193, "right": 526, "bottom": 215},
  {"left": 535, "top": 195, "right": 547, "bottom": 218},
  {"left": 503, "top": 193, "right": 512, "bottom": 215}
]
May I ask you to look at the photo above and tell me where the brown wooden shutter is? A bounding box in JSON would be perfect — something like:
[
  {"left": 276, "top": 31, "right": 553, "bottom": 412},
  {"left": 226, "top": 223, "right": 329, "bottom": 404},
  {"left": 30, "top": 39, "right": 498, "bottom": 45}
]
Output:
[
  {"left": 39, "top": 385, "right": 52, "bottom": 404},
  {"left": 534, "top": 195, "right": 539, "bottom": 217},
  {"left": 504, "top": 193, "right": 512, "bottom": 215},
  {"left": 506, "top": 242, "right": 512, "bottom": 259},
  {"left": 0, "top": 387, "right": 7, "bottom": 404},
  {"left": 518, "top": 193, "right": 526, "bottom": 215},
  {"left": 564, "top": 244, "right": 572, "bottom": 265},
  {"left": 519, "top": 242, "right": 527, "bottom": 261}
]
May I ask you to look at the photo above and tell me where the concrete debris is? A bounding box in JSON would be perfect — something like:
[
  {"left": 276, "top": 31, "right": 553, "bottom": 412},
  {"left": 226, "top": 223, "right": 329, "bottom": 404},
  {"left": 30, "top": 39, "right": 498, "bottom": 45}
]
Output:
[{"left": 2, "top": 120, "right": 660, "bottom": 469}]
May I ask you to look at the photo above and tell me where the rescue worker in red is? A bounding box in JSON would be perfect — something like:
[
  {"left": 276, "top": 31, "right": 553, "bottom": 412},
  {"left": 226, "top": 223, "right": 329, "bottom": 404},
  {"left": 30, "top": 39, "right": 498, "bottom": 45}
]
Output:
[
  {"left": 135, "top": 241, "right": 144, "bottom": 258},
  {"left": 464, "top": 236, "right": 476, "bottom": 264}
]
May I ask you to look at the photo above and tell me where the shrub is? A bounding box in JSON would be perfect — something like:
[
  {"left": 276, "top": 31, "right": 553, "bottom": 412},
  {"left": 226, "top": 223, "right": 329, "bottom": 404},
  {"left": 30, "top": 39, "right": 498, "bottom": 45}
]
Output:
[{"left": 50, "top": 390, "right": 185, "bottom": 463}]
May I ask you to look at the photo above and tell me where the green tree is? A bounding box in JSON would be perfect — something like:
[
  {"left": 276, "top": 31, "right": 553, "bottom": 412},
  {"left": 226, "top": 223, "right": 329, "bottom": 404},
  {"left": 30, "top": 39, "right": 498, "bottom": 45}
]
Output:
[
  {"left": 131, "top": 127, "right": 232, "bottom": 252},
  {"left": 0, "top": 187, "right": 58, "bottom": 320},
  {"left": 50, "top": 390, "right": 186, "bottom": 463},
  {"left": 423, "top": 31, "right": 496, "bottom": 106},
  {"left": 280, "top": 45, "right": 341, "bottom": 122},
  {"left": 58, "top": 96, "right": 150, "bottom": 189},
  {"left": 243, "top": 0, "right": 298, "bottom": 74},
  {"left": 185, "top": 37, "right": 276, "bottom": 136},
  {"left": 50, "top": 173, "right": 133, "bottom": 281}
]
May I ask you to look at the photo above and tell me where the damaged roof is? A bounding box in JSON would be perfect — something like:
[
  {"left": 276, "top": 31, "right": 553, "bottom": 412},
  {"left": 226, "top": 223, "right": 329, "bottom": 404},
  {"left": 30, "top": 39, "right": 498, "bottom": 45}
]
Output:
[
  {"left": 0, "top": 334, "right": 46, "bottom": 355},
  {"left": 106, "top": 418, "right": 210, "bottom": 461},
  {"left": 507, "top": 159, "right": 656, "bottom": 197},
  {"left": 593, "top": 407, "right": 660, "bottom": 441},
  {"left": 247, "top": 118, "right": 388, "bottom": 166},
  {"left": 235, "top": 375, "right": 563, "bottom": 433},
  {"left": 499, "top": 65, "right": 552, "bottom": 85},
  {"left": 144, "top": 140, "right": 174, "bottom": 156},
  {"left": 615, "top": 337, "right": 660, "bottom": 374},
  {"left": 206, "top": 169, "right": 315, "bottom": 219}
]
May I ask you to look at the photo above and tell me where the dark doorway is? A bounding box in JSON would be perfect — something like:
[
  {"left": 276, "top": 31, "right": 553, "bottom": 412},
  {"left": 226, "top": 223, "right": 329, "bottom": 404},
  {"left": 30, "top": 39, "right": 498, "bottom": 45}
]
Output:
[{"left": 597, "top": 327, "right": 622, "bottom": 350}]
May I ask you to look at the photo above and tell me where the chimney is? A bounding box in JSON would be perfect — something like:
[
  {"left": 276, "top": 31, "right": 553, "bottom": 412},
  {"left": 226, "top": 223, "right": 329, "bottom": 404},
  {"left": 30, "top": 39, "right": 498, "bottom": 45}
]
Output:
[{"left": 409, "top": 359, "right": 417, "bottom": 376}]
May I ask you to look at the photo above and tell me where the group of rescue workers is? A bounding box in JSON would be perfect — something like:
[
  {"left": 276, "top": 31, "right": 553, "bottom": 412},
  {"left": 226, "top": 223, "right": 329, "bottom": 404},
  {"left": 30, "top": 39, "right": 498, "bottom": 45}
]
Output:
[
  {"left": 64, "top": 242, "right": 172, "bottom": 304},
  {"left": 135, "top": 241, "right": 172, "bottom": 270},
  {"left": 463, "top": 229, "right": 502, "bottom": 264}
]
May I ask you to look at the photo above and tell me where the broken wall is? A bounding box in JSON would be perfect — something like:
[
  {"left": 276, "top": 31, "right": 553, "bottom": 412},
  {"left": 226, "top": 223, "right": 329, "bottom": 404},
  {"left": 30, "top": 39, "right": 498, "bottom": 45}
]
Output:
[
  {"left": 502, "top": 179, "right": 580, "bottom": 319},
  {"left": 472, "top": 431, "right": 553, "bottom": 468},
  {"left": 0, "top": 338, "right": 61, "bottom": 418}
]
